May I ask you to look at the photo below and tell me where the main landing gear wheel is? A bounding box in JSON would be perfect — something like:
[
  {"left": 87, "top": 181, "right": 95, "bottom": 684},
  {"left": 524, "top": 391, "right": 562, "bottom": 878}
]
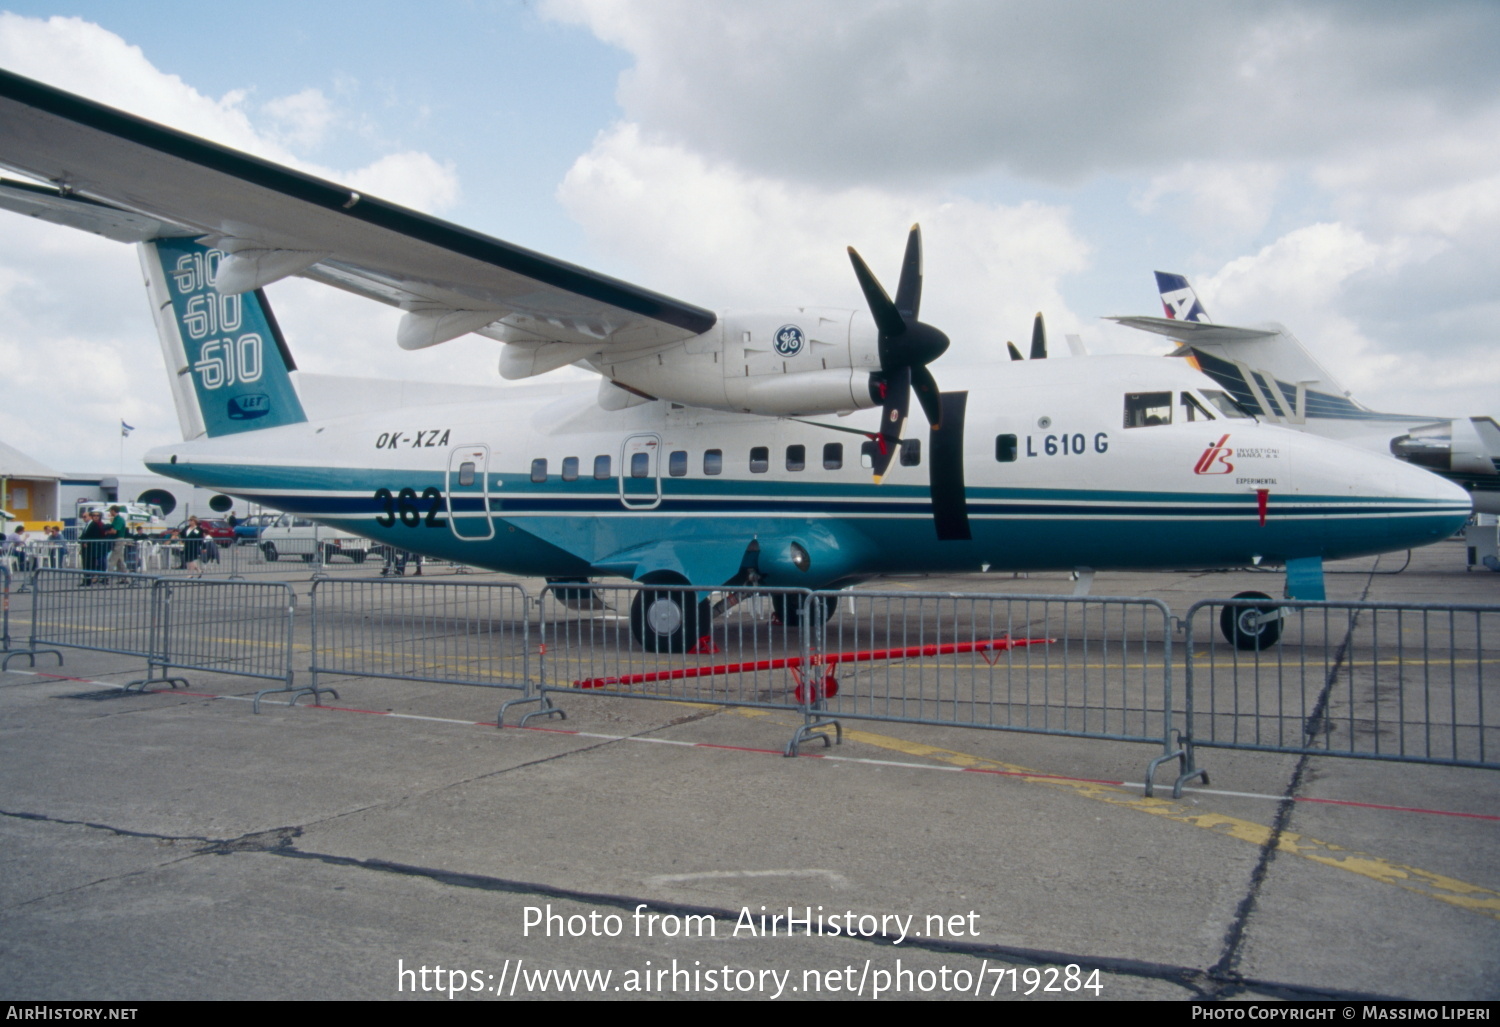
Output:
[
  {"left": 1220, "top": 591, "right": 1283, "bottom": 650},
  {"left": 770, "top": 593, "right": 839, "bottom": 631},
  {"left": 630, "top": 588, "right": 709, "bottom": 653}
]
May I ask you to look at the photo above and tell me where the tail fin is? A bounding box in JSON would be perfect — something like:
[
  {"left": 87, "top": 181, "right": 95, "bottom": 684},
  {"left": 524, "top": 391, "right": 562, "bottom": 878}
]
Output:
[
  {"left": 139, "top": 238, "right": 307, "bottom": 439},
  {"left": 1154, "top": 271, "right": 1212, "bottom": 323}
]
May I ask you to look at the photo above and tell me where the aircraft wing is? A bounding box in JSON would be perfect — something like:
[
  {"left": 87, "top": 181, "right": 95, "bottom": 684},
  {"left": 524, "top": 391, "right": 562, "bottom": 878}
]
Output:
[
  {"left": 1106, "top": 314, "right": 1278, "bottom": 350},
  {"left": 0, "top": 68, "right": 716, "bottom": 356}
]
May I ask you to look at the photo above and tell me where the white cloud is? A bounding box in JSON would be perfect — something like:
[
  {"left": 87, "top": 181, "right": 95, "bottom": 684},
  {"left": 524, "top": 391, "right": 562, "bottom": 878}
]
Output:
[
  {"left": 1135, "top": 162, "right": 1285, "bottom": 241},
  {"left": 261, "top": 88, "right": 335, "bottom": 150},
  {"left": 1192, "top": 223, "right": 1499, "bottom": 415},
  {"left": 558, "top": 123, "right": 1091, "bottom": 365},
  {"left": 542, "top": 0, "right": 1500, "bottom": 187}
]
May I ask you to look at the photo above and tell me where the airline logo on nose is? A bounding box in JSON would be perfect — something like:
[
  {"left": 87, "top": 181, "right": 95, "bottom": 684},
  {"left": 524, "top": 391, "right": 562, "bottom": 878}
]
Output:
[{"left": 1195, "top": 434, "right": 1234, "bottom": 474}]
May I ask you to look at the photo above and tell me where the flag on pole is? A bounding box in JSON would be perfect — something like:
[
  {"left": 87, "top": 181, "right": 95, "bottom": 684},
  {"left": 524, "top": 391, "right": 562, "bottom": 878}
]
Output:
[{"left": 120, "top": 420, "right": 134, "bottom": 437}]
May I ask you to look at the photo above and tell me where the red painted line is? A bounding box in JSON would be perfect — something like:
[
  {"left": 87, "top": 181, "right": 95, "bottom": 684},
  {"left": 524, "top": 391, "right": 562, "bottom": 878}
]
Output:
[
  {"left": 1293, "top": 795, "right": 1500, "bottom": 821},
  {"left": 34, "top": 672, "right": 95, "bottom": 683},
  {"left": 572, "top": 637, "right": 1052, "bottom": 688},
  {"left": 694, "top": 743, "right": 783, "bottom": 755},
  {"left": 961, "top": 767, "right": 1127, "bottom": 786}
]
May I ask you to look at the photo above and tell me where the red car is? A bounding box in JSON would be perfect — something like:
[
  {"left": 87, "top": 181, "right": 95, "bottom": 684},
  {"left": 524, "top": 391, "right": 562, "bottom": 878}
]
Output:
[{"left": 173, "top": 518, "right": 237, "bottom": 542}]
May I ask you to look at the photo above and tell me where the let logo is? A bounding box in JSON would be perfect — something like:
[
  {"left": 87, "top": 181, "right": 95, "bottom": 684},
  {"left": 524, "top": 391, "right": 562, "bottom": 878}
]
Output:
[{"left": 1194, "top": 434, "right": 1234, "bottom": 475}]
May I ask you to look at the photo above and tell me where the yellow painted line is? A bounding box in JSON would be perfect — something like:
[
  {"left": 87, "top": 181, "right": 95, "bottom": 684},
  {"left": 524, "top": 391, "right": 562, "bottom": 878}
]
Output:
[{"left": 722, "top": 709, "right": 1500, "bottom": 921}]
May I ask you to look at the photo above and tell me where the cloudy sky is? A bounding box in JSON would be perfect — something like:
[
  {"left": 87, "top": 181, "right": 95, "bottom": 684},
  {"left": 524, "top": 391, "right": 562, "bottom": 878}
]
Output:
[{"left": 1, "top": 0, "right": 1497, "bottom": 472}]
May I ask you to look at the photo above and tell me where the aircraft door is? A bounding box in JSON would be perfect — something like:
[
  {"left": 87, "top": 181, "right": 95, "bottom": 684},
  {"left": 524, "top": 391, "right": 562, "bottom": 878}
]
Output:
[
  {"left": 619, "top": 433, "right": 662, "bottom": 510},
  {"left": 446, "top": 445, "right": 495, "bottom": 540}
]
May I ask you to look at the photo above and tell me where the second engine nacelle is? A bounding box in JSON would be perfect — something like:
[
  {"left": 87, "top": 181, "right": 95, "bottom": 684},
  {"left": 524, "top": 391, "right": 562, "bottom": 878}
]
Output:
[{"left": 590, "top": 308, "right": 884, "bottom": 416}]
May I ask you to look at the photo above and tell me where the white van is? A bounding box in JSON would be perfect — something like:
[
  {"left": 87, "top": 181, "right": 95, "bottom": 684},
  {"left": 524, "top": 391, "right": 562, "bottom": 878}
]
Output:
[{"left": 258, "top": 513, "right": 377, "bottom": 563}]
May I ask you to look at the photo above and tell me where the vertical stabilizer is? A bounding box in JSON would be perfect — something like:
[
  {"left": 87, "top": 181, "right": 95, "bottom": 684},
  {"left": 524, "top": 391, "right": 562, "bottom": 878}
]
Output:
[
  {"left": 140, "top": 238, "right": 307, "bottom": 439},
  {"left": 1154, "top": 271, "right": 1212, "bottom": 323}
]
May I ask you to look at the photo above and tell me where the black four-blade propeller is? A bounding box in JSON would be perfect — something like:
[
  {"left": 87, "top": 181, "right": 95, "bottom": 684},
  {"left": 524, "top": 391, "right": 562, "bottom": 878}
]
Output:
[{"left": 846, "top": 225, "right": 970, "bottom": 541}]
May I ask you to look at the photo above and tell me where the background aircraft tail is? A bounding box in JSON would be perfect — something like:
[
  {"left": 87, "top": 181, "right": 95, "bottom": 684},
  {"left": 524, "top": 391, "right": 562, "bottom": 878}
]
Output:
[
  {"left": 139, "top": 238, "right": 307, "bottom": 439},
  {"left": 1154, "top": 271, "right": 1212, "bottom": 323}
]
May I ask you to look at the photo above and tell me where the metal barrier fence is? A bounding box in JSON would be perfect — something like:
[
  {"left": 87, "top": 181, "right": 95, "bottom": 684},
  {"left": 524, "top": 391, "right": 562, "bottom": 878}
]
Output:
[
  {"left": 308, "top": 578, "right": 536, "bottom": 721},
  {"left": 2, "top": 568, "right": 155, "bottom": 677},
  {"left": 0, "top": 568, "right": 297, "bottom": 702},
  {"left": 536, "top": 584, "right": 838, "bottom": 748},
  {"left": 1178, "top": 597, "right": 1500, "bottom": 794},
  {"left": 816, "top": 591, "right": 1181, "bottom": 788},
  {"left": 151, "top": 578, "right": 299, "bottom": 711}
]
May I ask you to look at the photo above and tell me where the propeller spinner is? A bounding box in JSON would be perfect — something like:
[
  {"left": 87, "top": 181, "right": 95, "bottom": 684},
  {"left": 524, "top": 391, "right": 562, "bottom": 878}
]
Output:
[{"left": 847, "top": 225, "right": 971, "bottom": 541}]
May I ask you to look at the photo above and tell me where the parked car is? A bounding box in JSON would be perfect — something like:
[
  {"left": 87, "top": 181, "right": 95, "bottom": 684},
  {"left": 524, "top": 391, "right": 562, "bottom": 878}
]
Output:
[
  {"left": 232, "top": 512, "right": 279, "bottom": 544},
  {"left": 173, "top": 518, "right": 237, "bottom": 542},
  {"left": 259, "top": 514, "right": 376, "bottom": 563}
]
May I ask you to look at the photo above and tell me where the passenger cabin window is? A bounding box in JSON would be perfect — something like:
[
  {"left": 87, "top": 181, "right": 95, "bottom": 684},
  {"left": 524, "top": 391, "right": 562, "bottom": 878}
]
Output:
[
  {"left": 823, "top": 443, "right": 843, "bottom": 470},
  {"left": 786, "top": 444, "right": 806, "bottom": 471},
  {"left": 859, "top": 440, "right": 879, "bottom": 468},
  {"left": 995, "top": 434, "right": 1018, "bottom": 463},
  {"left": 561, "top": 457, "right": 579, "bottom": 482},
  {"left": 1201, "top": 389, "right": 1251, "bottom": 419},
  {"left": 593, "top": 455, "right": 611, "bottom": 479},
  {"left": 900, "top": 440, "right": 921, "bottom": 466},
  {"left": 630, "top": 452, "right": 650, "bottom": 478},
  {"left": 749, "top": 446, "right": 769, "bottom": 473},
  {"left": 668, "top": 450, "right": 688, "bottom": 477},
  {"left": 1124, "top": 392, "right": 1173, "bottom": 428},
  {"left": 703, "top": 449, "right": 723, "bottom": 475},
  {"left": 1180, "top": 392, "right": 1215, "bottom": 422},
  {"left": 531, "top": 458, "right": 548, "bottom": 482},
  {"left": 458, "top": 462, "right": 476, "bottom": 487}
]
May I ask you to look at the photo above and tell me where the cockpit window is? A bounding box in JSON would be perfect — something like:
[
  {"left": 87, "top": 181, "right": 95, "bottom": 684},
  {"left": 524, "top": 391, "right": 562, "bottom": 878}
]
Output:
[
  {"left": 1200, "top": 389, "right": 1251, "bottom": 419},
  {"left": 1180, "top": 392, "right": 1215, "bottom": 422},
  {"left": 1124, "top": 392, "right": 1172, "bottom": 428}
]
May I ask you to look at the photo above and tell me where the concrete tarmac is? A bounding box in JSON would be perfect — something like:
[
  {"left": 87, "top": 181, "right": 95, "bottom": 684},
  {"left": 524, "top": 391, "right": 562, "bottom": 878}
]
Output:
[{"left": 1, "top": 540, "right": 1496, "bottom": 1001}]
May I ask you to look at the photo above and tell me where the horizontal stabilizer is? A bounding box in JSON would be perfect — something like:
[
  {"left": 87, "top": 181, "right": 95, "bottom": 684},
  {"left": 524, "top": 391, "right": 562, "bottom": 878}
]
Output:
[{"left": 1107, "top": 315, "right": 1278, "bottom": 344}]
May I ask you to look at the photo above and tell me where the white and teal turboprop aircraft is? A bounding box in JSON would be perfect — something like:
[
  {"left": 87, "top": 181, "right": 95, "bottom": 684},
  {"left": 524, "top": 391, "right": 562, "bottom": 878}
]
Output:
[{"left": 0, "top": 69, "right": 1471, "bottom": 650}]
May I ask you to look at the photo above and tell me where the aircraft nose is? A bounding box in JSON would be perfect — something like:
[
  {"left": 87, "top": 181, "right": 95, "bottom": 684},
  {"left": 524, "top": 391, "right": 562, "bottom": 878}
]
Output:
[{"left": 1290, "top": 432, "right": 1472, "bottom": 556}]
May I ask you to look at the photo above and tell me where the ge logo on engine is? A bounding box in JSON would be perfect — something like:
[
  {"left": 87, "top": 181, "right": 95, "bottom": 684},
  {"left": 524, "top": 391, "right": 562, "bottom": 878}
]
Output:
[{"left": 773, "top": 324, "right": 805, "bottom": 357}]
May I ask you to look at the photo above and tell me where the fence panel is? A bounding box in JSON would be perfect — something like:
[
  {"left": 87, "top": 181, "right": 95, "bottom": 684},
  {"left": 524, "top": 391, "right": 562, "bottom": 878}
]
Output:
[
  {"left": 537, "top": 584, "right": 834, "bottom": 745},
  {"left": 309, "top": 578, "right": 535, "bottom": 720},
  {"left": 1, "top": 568, "right": 159, "bottom": 675},
  {"left": 1181, "top": 599, "right": 1500, "bottom": 788},
  {"left": 814, "top": 590, "right": 1180, "bottom": 786},
  {"left": 151, "top": 578, "right": 299, "bottom": 710}
]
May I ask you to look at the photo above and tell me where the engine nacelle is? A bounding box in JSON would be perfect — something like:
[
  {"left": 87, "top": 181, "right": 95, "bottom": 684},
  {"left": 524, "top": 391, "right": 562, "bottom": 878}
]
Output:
[
  {"left": 590, "top": 308, "right": 883, "bottom": 416},
  {"left": 1391, "top": 418, "right": 1500, "bottom": 477}
]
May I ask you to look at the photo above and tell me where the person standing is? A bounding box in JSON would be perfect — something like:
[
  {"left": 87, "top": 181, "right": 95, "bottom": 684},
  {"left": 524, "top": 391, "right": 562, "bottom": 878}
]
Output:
[
  {"left": 80, "top": 511, "right": 109, "bottom": 585},
  {"left": 106, "top": 505, "right": 128, "bottom": 572},
  {"left": 181, "top": 516, "right": 205, "bottom": 575}
]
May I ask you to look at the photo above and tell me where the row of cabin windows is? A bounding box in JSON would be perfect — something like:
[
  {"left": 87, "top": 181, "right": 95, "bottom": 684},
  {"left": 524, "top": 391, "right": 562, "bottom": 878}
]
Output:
[{"left": 527, "top": 441, "right": 923, "bottom": 482}]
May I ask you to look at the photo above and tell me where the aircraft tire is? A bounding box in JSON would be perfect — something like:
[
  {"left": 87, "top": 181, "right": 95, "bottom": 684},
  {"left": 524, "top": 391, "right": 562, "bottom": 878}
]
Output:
[
  {"left": 261, "top": 543, "right": 278, "bottom": 562},
  {"left": 1220, "top": 591, "right": 1282, "bottom": 650},
  {"left": 630, "top": 587, "right": 708, "bottom": 653},
  {"left": 770, "top": 593, "right": 839, "bottom": 631}
]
